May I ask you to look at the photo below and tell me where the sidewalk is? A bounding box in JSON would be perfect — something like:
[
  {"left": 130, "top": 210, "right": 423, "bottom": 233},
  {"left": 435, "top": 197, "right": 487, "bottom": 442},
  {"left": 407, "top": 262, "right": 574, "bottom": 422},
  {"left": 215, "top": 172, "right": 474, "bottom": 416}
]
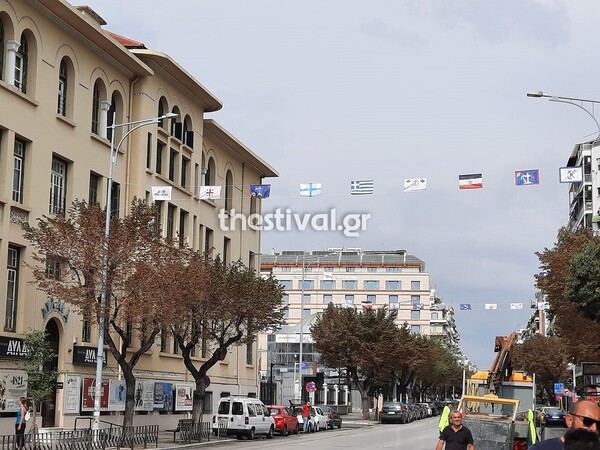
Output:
[{"left": 150, "top": 413, "right": 377, "bottom": 449}]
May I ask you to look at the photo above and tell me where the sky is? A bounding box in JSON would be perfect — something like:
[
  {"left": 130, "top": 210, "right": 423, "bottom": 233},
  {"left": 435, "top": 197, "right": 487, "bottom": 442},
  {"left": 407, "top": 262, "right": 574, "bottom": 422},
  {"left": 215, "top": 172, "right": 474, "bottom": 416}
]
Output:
[{"left": 81, "top": 0, "right": 600, "bottom": 369}]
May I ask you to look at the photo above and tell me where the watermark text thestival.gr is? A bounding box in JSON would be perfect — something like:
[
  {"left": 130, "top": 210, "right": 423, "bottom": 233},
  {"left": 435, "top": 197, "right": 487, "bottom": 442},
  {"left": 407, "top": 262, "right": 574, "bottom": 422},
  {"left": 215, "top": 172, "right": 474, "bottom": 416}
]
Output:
[{"left": 218, "top": 208, "right": 371, "bottom": 237}]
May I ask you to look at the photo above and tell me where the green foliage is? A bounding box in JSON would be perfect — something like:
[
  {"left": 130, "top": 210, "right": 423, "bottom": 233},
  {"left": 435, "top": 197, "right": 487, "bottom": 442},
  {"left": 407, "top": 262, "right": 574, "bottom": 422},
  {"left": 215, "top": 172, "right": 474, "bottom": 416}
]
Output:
[
  {"left": 565, "top": 241, "right": 600, "bottom": 322},
  {"left": 23, "top": 330, "right": 59, "bottom": 404}
]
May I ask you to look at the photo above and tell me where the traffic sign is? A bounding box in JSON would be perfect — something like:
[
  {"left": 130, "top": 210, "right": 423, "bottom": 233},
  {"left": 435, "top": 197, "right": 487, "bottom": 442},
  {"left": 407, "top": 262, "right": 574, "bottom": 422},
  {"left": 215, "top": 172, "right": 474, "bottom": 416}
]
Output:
[
  {"left": 554, "top": 383, "right": 564, "bottom": 394},
  {"left": 306, "top": 381, "right": 316, "bottom": 393}
]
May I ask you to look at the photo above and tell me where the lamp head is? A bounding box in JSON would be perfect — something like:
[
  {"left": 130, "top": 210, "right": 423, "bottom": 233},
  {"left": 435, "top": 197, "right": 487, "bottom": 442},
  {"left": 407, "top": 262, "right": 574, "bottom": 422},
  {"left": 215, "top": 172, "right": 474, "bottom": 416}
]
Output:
[
  {"left": 527, "top": 91, "right": 545, "bottom": 98},
  {"left": 162, "top": 112, "right": 179, "bottom": 119}
]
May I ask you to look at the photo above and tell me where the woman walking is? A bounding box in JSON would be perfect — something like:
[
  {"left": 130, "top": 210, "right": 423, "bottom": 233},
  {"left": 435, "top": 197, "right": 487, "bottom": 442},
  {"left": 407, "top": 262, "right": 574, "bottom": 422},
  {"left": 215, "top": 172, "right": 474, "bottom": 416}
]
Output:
[{"left": 15, "top": 397, "right": 27, "bottom": 449}]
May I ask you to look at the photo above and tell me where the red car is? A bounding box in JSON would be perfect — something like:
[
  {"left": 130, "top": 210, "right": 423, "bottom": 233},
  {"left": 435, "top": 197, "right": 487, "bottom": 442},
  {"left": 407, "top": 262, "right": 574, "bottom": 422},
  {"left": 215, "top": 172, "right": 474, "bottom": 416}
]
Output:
[{"left": 266, "top": 405, "right": 300, "bottom": 436}]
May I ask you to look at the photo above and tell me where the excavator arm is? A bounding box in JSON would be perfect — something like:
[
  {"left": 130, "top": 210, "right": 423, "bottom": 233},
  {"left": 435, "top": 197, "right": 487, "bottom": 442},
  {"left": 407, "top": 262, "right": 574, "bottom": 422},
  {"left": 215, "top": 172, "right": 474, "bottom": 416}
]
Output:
[{"left": 487, "top": 332, "right": 517, "bottom": 393}]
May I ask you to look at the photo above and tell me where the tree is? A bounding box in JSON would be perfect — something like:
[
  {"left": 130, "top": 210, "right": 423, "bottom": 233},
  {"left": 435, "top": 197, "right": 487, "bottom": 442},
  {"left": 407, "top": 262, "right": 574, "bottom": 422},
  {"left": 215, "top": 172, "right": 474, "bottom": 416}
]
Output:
[
  {"left": 394, "top": 326, "right": 437, "bottom": 402},
  {"left": 311, "top": 305, "right": 402, "bottom": 419},
  {"left": 413, "top": 338, "right": 463, "bottom": 401},
  {"left": 512, "top": 335, "right": 569, "bottom": 404},
  {"left": 536, "top": 228, "right": 600, "bottom": 362},
  {"left": 23, "top": 199, "right": 183, "bottom": 427},
  {"left": 23, "top": 330, "right": 60, "bottom": 430},
  {"left": 171, "top": 256, "right": 286, "bottom": 422},
  {"left": 565, "top": 240, "right": 600, "bottom": 323}
]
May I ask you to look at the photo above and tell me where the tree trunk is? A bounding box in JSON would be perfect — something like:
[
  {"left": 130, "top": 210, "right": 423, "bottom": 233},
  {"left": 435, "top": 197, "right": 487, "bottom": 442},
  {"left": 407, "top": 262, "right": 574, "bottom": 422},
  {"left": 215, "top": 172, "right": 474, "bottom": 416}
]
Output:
[
  {"left": 360, "top": 393, "right": 370, "bottom": 420},
  {"left": 192, "top": 379, "right": 206, "bottom": 423},
  {"left": 122, "top": 367, "right": 136, "bottom": 428}
]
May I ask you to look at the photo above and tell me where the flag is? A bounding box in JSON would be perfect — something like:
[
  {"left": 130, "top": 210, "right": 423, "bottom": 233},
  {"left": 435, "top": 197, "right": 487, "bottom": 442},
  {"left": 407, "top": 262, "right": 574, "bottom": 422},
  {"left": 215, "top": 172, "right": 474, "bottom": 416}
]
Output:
[
  {"left": 459, "top": 304, "right": 471, "bottom": 310},
  {"left": 323, "top": 272, "right": 333, "bottom": 280},
  {"left": 559, "top": 166, "right": 583, "bottom": 183},
  {"left": 299, "top": 183, "right": 322, "bottom": 197},
  {"left": 361, "top": 302, "right": 373, "bottom": 310},
  {"left": 403, "top": 178, "right": 427, "bottom": 192},
  {"left": 485, "top": 303, "right": 498, "bottom": 310},
  {"left": 199, "top": 186, "right": 222, "bottom": 200},
  {"left": 250, "top": 184, "right": 271, "bottom": 198},
  {"left": 510, "top": 303, "right": 523, "bottom": 310},
  {"left": 459, "top": 173, "right": 483, "bottom": 189},
  {"left": 350, "top": 180, "right": 374, "bottom": 195},
  {"left": 515, "top": 169, "right": 540, "bottom": 186},
  {"left": 151, "top": 186, "right": 172, "bottom": 201},
  {"left": 412, "top": 303, "right": 424, "bottom": 310}
]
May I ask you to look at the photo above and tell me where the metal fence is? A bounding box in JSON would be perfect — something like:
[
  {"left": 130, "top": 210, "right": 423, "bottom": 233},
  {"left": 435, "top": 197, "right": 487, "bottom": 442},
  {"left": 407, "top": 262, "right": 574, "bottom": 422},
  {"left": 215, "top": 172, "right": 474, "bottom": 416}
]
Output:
[{"left": 0, "top": 424, "right": 159, "bottom": 450}]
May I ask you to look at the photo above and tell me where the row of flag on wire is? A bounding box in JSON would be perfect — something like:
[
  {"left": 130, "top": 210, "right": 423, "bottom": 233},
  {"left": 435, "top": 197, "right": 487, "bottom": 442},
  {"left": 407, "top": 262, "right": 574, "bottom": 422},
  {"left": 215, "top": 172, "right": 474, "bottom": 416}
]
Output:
[
  {"left": 150, "top": 166, "right": 584, "bottom": 201},
  {"left": 459, "top": 303, "right": 524, "bottom": 310}
]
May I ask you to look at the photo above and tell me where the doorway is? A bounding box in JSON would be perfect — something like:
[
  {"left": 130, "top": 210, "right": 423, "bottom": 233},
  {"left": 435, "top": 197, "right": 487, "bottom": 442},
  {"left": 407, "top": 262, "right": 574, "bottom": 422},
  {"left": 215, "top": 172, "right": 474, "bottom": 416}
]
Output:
[{"left": 41, "top": 319, "right": 59, "bottom": 427}]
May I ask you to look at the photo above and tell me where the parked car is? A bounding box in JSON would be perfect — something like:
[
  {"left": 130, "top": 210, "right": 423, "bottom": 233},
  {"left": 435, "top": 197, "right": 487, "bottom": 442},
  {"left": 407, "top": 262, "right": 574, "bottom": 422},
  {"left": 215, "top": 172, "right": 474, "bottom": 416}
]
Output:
[
  {"left": 213, "top": 396, "right": 275, "bottom": 440},
  {"left": 380, "top": 401, "right": 409, "bottom": 424},
  {"left": 291, "top": 403, "right": 317, "bottom": 432},
  {"left": 317, "top": 405, "right": 342, "bottom": 429},
  {"left": 542, "top": 408, "right": 566, "bottom": 427},
  {"left": 417, "top": 402, "right": 432, "bottom": 417},
  {"left": 408, "top": 403, "right": 424, "bottom": 420},
  {"left": 266, "top": 405, "right": 300, "bottom": 436},
  {"left": 428, "top": 402, "right": 439, "bottom": 416},
  {"left": 311, "top": 406, "right": 328, "bottom": 431}
]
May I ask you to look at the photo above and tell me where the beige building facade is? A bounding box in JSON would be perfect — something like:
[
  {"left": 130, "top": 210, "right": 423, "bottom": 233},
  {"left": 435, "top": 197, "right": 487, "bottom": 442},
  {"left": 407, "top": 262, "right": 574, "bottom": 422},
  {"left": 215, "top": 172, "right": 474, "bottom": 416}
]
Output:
[{"left": 0, "top": 0, "right": 276, "bottom": 431}]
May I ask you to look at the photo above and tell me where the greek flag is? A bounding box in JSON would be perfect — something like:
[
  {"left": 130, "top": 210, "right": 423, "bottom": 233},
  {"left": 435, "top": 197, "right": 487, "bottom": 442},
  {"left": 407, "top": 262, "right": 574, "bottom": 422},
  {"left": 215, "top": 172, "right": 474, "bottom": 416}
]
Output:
[{"left": 350, "top": 180, "right": 374, "bottom": 195}]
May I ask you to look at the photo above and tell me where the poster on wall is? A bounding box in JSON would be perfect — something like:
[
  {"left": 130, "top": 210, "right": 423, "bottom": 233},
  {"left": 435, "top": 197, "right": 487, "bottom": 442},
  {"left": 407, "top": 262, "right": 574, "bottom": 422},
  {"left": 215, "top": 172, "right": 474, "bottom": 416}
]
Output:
[
  {"left": 133, "top": 381, "right": 154, "bottom": 411},
  {"left": 63, "top": 375, "right": 81, "bottom": 414},
  {"left": 108, "top": 379, "right": 126, "bottom": 411},
  {"left": 153, "top": 382, "right": 173, "bottom": 411},
  {"left": 175, "top": 383, "right": 194, "bottom": 411},
  {"left": 0, "top": 371, "right": 28, "bottom": 411},
  {"left": 81, "top": 377, "right": 109, "bottom": 411}
]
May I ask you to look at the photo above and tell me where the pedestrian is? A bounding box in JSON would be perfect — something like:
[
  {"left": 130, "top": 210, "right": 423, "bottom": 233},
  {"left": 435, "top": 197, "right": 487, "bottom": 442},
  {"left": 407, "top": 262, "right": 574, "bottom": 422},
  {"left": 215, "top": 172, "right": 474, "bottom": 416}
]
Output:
[
  {"left": 435, "top": 410, "right": 475, "bottom": 450},
  {"left": 563, "top": 428, "right": 600, "bottom": 450},
  {"left": 438, "top": 402, "right": 451, "bottom": 433},
  {"left": 15, "top": 397, "right": 27, "bottom": 449},
  {"left": 530, "top": 400, "right": 600, "bottom": 450},
  {"left": 302, "top": 401, "right": 311, "bottom": 432}
]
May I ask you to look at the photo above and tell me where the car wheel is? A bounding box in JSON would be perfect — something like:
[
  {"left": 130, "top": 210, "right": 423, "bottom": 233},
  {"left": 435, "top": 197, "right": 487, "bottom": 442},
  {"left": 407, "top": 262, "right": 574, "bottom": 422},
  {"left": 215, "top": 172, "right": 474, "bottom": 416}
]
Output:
[
  {"left": 337, "top": 423, "right": 341, "bottom": 429},
  {"left": 281, "top": 425, "right": 287, "bottom": 436},
  {"left": 236, "top": 434, "right": 242, "bottom": 440},
  {"left": 294, "top": 424, "right": 300, "bottom": 434},
  {"left": 266, "top": 426, "right": 274, "bottom": 439},
  {"left": 380, "top": 419, "right": 386, "bottom": 424},
  {"left": 247, "top": 428, "right": 255, "bottom": 440}
]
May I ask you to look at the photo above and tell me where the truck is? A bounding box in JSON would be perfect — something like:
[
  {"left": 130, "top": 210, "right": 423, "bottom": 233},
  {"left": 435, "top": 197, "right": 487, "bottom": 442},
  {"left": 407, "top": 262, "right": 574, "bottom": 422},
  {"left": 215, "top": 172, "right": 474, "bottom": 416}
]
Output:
[{"left": 457, "top": 332, "right": 536, "bottom": 450}]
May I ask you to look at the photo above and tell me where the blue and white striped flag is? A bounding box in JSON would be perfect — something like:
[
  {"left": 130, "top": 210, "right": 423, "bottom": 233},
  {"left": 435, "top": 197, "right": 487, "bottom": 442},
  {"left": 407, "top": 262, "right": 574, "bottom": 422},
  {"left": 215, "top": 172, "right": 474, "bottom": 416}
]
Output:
[{"left": 350, "top": 180, "right": 374, "bottom": 195}]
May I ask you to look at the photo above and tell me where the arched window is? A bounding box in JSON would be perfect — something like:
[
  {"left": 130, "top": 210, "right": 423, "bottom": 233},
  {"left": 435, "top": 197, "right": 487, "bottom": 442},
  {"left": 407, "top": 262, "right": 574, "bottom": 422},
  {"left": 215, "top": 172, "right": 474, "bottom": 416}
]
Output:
[
  {"left": 91, "top": 81, "right": 100, "bottom": 134},
  {"left": 157, "top": 96, "right": 168, "bottom": 128},
  {"left": 0, "top": 20, "right": 4, "bottom": 81},
  {"left": 225, "top": 169, "right": 233, "bottom": 211},
  {"left": 182, "top": 115, "right": 193, "bottom": 148},
  {"left": 14, "top": 34, "right": 28, "bottom": 92},
  {"left": 170, "top": 106, "right": 181, "bottom": 139},
  {"left": 57, "top": 59, "right": 68, "bottom": 116},
  {"left": 107, "top": 93, "right": 116, "bottom": 141},
  {"left": 205, "top": 157, "right": 215, "bottom": 186}
]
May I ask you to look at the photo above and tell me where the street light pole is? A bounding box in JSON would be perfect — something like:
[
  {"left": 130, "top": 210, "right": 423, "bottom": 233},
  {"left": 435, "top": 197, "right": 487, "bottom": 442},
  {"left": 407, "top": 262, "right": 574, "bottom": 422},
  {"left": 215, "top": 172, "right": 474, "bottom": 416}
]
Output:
[
  {"left": 92, "top": 111, "right": 178, "bottom": 430},
  {"left": 298, "top": 254, "right": 305, "bottom": 401},
  {"left": 526, "top": 91, "right": 600, "bottom": 138}
]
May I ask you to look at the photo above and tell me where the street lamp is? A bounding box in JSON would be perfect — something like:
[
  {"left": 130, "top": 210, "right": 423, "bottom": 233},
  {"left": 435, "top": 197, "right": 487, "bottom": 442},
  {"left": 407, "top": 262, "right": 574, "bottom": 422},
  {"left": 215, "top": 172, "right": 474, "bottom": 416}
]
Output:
[
  {"left": 526, "top": 91, "right": 600, "bottom": 138},
  {"left": 93, "top": 111, "right": 178, "bottom": 430}
]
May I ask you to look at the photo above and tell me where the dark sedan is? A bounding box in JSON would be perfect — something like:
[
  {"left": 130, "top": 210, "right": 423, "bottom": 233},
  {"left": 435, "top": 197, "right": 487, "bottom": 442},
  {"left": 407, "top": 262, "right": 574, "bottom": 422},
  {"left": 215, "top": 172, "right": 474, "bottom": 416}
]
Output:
[
  {"left": 543, "top": 408, "right": 566, "bottom": 427},
  {"left": 380, "top": 401, "right": 408, "bottom": 424},
  {"left": 316, "top": 405, "right": 342, "bottom": 429}
]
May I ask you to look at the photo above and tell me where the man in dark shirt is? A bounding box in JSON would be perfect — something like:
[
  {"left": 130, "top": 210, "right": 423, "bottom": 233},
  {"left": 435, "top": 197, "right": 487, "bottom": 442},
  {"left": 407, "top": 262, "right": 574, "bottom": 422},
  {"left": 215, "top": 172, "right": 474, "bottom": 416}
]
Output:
[
  {"left": 436, "top": 410, "right": 475, "bottom": 450},
  {"left": 530, "top": 399, "right": 600, "bottom": 450}
]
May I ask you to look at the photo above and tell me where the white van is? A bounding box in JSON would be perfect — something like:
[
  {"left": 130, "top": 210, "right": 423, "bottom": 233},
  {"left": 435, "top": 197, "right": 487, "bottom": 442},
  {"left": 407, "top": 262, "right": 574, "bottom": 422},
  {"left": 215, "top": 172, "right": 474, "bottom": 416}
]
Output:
[{"left": 212, "top": 396, "right": 275, "bottom": 440}]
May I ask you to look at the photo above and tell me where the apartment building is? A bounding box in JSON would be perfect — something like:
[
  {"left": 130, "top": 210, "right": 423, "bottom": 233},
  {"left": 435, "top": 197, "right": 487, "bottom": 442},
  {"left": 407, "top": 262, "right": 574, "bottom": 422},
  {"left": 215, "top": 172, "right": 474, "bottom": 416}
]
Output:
[
  {"left": 0, "top": 0, "right": 276, "bottom": 429},
  {"left": 565, "top": 140, "right": 599, "bottom": 232},
  {"left": 258, "top": 249, "right": 466, "bottom": 403}
]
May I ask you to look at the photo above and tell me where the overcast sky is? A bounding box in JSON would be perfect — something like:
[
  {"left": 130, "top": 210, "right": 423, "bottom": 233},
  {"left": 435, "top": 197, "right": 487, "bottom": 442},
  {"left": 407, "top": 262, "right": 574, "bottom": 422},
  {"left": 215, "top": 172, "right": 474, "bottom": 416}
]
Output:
[{"left": 82, "top": 0, "right": 600, "bottom": 369}]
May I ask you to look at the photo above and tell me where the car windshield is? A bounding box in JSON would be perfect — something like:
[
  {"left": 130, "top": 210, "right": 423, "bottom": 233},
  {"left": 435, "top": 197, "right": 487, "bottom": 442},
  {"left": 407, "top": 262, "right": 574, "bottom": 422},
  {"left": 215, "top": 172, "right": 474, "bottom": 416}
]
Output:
[
  {"left": 383, "top": 402, "right": 400, "bottom": 408},
  {"left": 546, "top": 409, "right": 562, "bottom": 415},
  {"left": 268, "top": 408, "right": 280, "bottom": 415}
]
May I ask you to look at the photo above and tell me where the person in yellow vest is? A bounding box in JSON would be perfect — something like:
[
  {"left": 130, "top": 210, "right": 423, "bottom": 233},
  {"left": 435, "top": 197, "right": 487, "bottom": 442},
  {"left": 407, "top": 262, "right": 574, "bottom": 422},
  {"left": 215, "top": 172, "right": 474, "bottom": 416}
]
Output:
[{"left": 438, "top": 402, "right": 451, "bottom": 433}]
